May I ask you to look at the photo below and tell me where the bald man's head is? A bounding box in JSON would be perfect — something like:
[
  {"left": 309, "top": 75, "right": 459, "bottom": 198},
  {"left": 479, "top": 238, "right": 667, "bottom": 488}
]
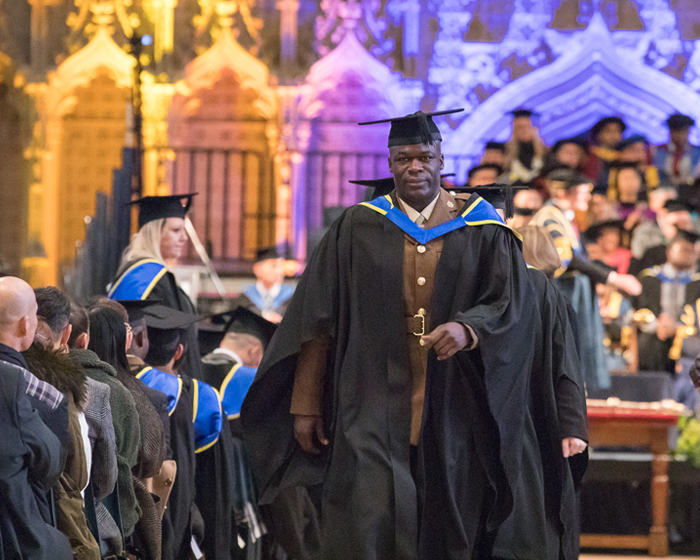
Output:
[{"left": 0, "top": 277, "right": 39, "bottom": 352}]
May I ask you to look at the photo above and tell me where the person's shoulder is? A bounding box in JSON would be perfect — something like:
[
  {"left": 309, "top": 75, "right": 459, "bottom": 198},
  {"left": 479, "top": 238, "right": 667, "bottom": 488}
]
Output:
[{"left": 0, "top": 361, "right": 25, "bottom": 393}]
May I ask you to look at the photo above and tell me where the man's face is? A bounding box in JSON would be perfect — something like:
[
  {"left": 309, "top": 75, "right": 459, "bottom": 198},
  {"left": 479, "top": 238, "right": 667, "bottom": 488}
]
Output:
[
  {"left": 481, "top": 149, "right": 505, "bottom": 166},
  {"left": 388, "top": 142, "right": 444, "bottom": 210},
  {"left": 670, "top": 128, "right": 690, "bottom": 147},
  {"left": 512, "top": 117, "right": 534, "bottom": 142},
  {"left": 253, "top": 258, "right": 285, "bottom": 286},
  {"left": 599, "top": 229, "right": 621, "bottom": 254},
  {"left": 566, "top": 183, "right": 592, "bottom": 212},
  {"left": 667, "top": 240, "right": 697, "bottom": 271},
  {"left": 598, "top": 123, "right": 622, "bottom": 149},
  {"left": 469, "top": 168, "right": 498, "bottom": 187}
]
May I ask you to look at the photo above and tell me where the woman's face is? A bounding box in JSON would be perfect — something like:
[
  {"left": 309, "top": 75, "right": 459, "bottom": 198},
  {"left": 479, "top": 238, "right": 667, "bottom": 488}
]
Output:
[
  {"left": 556, "top": 143, "right": 584, "bottom": 168},
  {"left": 599, "top": 229, "right": 620, "bottom": 255},
  {"left": 160, "top": 217, "right": 188, "bottom": 260},
  {"left": 617, "top": 168, "right": 641, "bottom": 200}
]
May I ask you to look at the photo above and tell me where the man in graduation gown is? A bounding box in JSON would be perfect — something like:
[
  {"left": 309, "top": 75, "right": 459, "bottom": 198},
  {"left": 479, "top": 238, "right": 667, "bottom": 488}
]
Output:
[
  {"left": 235, "top": 247, "right": 295, "bottom": 323},
  {"left": 242, "top": 109, "right": 540, "bottom": 560},
  {"left": 654, "top": 113, "right": 700, "bottom": 187},
  {"left": 632, "top": 230, "right": 700, "bottom": 374}
]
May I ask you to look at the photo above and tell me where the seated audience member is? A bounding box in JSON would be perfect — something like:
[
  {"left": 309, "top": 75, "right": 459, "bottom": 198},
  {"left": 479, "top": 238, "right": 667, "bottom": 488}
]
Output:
[
  {"left": 236, "top": 247, "right": 295, "bottom": 323},
  {"left": 631, "top": 188, "right": 678, "bottom": 260},
  {"left": 467, "top": 163, "right": 504, "bottom": 188},
  {"left": 480, "top": 141, "right": 507, "bottom": 168},
  {"left": 548, "top": 138, "right": 587, "bottom": 172},
  {"left": 587, "top": 184, "right": 617, "bottom": 226},
  {"left": 630, "top": 199, "right": 696, "bottom": 275},
  {"left": 506, "top": 109, "right": 546, "bottom": 183},
  {"left": 585, "top": 219, "right": 632, "bottom": 274},
  {"left": 583, "top": 116, "right": 626, "bottom": 184},
  {"left": 87, "top": 301, "right": 167, "bottom": 560},
  {"left": 508, "top": 188, "right": 544, "bottom": 229},
  {"left": 0, "top": 278, "right": 72, "bottom": 560},
  {"left": 607, "top": 162, "right": 654, "bottom": 229},
  {"left": 633, "top": 230, "right": 700, "bottom": 374},
  {"left": 613, "top": 135, "right": 660, "bottom": 194},
  {"left": 654, "top": 113, "right": 700, "bottom": 186},
  {"left": 24, "top": 287, "right": 99, "bottom": 560},
  {"left": 68, "top": 303, "right": 142, "bottom": 546}
]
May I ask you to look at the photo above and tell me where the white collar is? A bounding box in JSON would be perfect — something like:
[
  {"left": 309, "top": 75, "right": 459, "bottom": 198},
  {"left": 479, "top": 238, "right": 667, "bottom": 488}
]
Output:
[
  {"left": 213, "top": 347, "right": 243, "bottom": 365},
  {"left": 256, "top": 282, "right": 281, "bottom": 299},
  {"left": 398, "top": 193, "right": 441, "bottom": 225}
]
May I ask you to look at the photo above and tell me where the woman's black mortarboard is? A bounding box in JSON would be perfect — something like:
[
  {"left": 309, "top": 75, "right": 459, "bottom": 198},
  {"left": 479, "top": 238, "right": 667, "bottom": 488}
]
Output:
[
  {"left": 449, "top": 183, "right": 529, "bottom": 220},
  {"left": 664, "top": 199, "right": 695, "bottom": 214},
  {"left": 666, "top": 113, "right": 695, "bottom": 131},
  {"left": 614, "top": 135, "right": 647, "bottom": 151},
  {"left": 351, "top": 174, "right": 456, "bottom": 200},
  {"left": 590, "top": 117, "right": 627, "bottom": 140},
  {"left": 255, "top": 247, "right": 283, "bottom": 263},
  {"left": 484, "top": 141, "right": 506, "bottom": 152},
  {"left": 583, "top": 219, "right": 625, "bottom": 243},
  {"left": 358, "top": 109, "right": 464, "bottom": 148},
  {"left": 129, "top": 194, "right": 197, "bottom": 229},
  {"left": 211, "top": 306, "right": 278, "bottom": 350},
  {"left": 672, "top": 228, "right": 700, "bottom": 244},
  {"left": 118, "top": 299, "right": 164, "bottom": 324}
]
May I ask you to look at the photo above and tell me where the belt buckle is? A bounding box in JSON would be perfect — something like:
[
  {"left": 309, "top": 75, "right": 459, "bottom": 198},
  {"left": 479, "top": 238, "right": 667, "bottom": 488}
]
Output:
[{"left": 413, "top": 313, "right": 426, "bottom": 337}]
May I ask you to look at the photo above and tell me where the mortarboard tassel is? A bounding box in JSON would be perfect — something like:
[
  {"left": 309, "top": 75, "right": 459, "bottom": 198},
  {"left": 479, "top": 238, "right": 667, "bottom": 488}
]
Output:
[
  {"left": 504, "top": 183, "right": 515, "bottom": 221},
  {"left": 416, "top": 112, "right": 435, "bottom": 146}
]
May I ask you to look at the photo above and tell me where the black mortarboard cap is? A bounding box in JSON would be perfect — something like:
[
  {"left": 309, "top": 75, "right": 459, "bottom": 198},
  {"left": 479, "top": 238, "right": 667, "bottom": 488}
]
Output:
[
  {"left": 142, "top": 304, "right": 200, "bottom": 331},
  {"left": 664, "top": 199, "right": 694, "bottom": 213},
  {"left": 591, "top": 183, "right": 608, "bottom": 196},
  {"left": 118, "top": 299, "right": 163, "bottom": 324},
  {"left": 667, "top": 113, "right": 695, "bottom": 131},
  {"left": 614, "top": 135, "right": 647, "bottom": 151},
  {"left": 552, "top": 137, "right": 588, "bottom": 152},
  {"left": 358, "top": 109, "right": 464, "bottom": 148},
  {"left": 590, "top": 117, "right": 627, "bottom": 140},
  {"left": 673, "top": 228, "right": 700, "bottom": 244},
  {"left": 129, "top": 194, "right": 197, "bottom": 229},
  {"left": 450, "top": 183, "right": 528, "bottom": 220},
  {"left": 484, "top": 141, "right": 506, "bottom": 152},
  {"left": 467, "top": 163, "right": 504, "bottom": 179},
  {"left": 352, "top": 174, "right": 456, "bottom": 200},
  {"left": 583, "top": 219, "right": 625, "bottom": 243},
  {"left": 213, "top": 306, "right": 277, "bottom": 349},
  {"left": 511, "top": 109, "right": 537, "bottom": 118},
  {"left": 255, "top": 246, "right": 283, "bottom": 263}
]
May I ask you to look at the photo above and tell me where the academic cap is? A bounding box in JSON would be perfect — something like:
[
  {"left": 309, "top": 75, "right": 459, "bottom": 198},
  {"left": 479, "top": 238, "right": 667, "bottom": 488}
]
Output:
[
  {"left": 583, "top": 219, "right": 625, "bottom": 243},
  {"left": 484, "top": 141, "right": 506, "bottom": 152},
  {"left": 118, "top": 299, "right": 163, "bottom": 323},
  {"left": 142, "top": 304, "right": 200, "bottom": 331},
  {"left": 213, "top": 306, "right": 277, "bottom": 349},
  {"left": 590, "top": 117, "right": 626, "bottom": 140},
  {"left": 614, "top": 135, "right": 647, "bottom": 151},
  {"left": 667, "top": 113, "right": 695, "bottom": 131},
  {"left": 450, "top": 183, "right": 528, "bottom": 220},
  {"left": 664, "top": 199, "right": 695, "bottom": 214},
  {"left": 510, "top": 109, "right": 537, "bottom": 118},
  {"left": 358, "top": 109, "right": 464, "bottom": 148},
  {"left": 351, "top": 174, "right": 456, "bottom": 200},
  {"left": 129, "top": 194, "right": 197, "bottom": 229},
  {"left": 255, "top": 247, "right": 283, "bottom": 263},
  {"left": 673, "top": 228, "right": 700, "bottom": 244}
]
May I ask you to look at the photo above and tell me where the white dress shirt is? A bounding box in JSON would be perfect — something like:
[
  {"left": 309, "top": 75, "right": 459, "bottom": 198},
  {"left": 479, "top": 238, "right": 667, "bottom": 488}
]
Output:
[
  {"left": 213, "top": 347, "right": 243, "bottom": 365},
  {"left": 398, "top": 194, "right": 440, "bottom": 228}
]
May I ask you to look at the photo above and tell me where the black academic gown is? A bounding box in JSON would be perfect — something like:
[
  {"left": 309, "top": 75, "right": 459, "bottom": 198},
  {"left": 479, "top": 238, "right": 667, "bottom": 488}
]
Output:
[
  {"left": 632, "top": 270, "right": 700, "bottom": 373},
  {"left": 241, "top": 196, "right": 538, "bottom": 560},
  {"left": 491, "top": 269, "right": 588, "bottom": 560}
]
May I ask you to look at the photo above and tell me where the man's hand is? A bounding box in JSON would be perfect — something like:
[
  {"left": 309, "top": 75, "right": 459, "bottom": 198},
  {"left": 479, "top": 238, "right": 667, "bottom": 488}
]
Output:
[
  {"left": 421, "top": 322, "right": 470, "bottom": 361},
  {"left": 262, "top": 310, "right": 284, "bottom": 324},
  {"left": 293, "top": 414, "right": 329, "bottom": 454},
  {"left": 562, "top": 437, "right": 588, "bottom": 458},
  {"left": 609, "top": 273, "right": 642, "bottom": 296},
  {"left": 656, "top": 313, "right": 677, "bottom": 340}
]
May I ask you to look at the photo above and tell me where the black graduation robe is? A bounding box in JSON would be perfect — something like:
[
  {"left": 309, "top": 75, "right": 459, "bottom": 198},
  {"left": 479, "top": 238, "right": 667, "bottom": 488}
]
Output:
[
  {"left": 109, "top": 260, "right": 203, "bottom": 380},
  {"left": 632, "top": 267, "right": 700, "bottom": 373},
  {"left": 491, "top": 268, "right": 588, "bottom": 560},
  {"left": 241, "top": 196, "right": 538, "bottom": 560}
]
